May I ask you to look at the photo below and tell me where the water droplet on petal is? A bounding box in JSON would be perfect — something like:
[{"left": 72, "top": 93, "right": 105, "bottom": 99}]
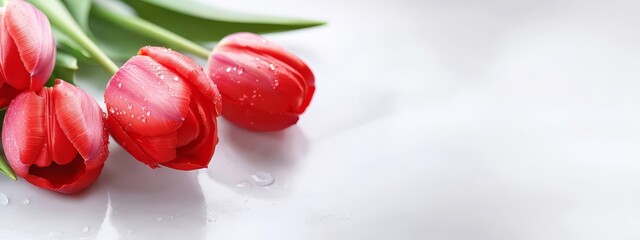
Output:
[
  {"left": 237, "top": 67, "right": 244, "bottom": 75},
  {"left": 225, "top": 67, "right": 232, "bottom": 72},
  {"left": 173, "top": 76, "right": 179, "bottom": 81},
  {"left": 81, "top": 226, "right": 90, "bottom": 233},
  {"left": 21, "top": 198, "right": 30, "bottom": 205},
  {"left": 127, "top": 104, "right": 132, "bottom": 110},
  {"left": 269, "top": 64, "right": 275, "bottom": 71},
  {"left": 251, "top": 171, "right": 274, "bottom": 187},
  {"left": 117, "top": 82, "right": 122, "bottom": 88},
  {"left": 159, "top": 75, "right": 165, "bottom": 80}
]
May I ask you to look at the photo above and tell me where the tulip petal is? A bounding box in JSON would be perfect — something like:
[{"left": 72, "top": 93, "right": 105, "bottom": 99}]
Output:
[
  {"left": 24, "top": 155, "right": 103, "bottom": 194},
  {"left": 53, "top": 80, "right": 107, "bottom": 170},
  {"left": 221, "top": 94, "right": 299, "bottom": 131},
  {"left": 176, "top": 107, "right": 200, "bottom": 147},
  {"left": 3, "top": 0, "right": 55, "bottom": 89},
  {"left": 137, "top": 132, "right": 178, "bottom": 164},
  {"left": 105, "top": 55, "right": 192, "bottom": 137},
  {"left": 210, "top": 49, "right": 308, "bottom": 113},
  {"left": 1, "top": 91, "right": 45, "bottom": 175},
  {"left": 0, "top": 12, "right": 30, "bottom": 91},
  {"left": 107, "top": 116, "right": 159, "bottom": 168},
  {"left": 140, "top": 46, "right": 221, "bottom": 115},
  {"left": 166, "top": 93, "right": 217, "bottom": 170},
  {"left": 217, "top": 32, "right": 314, "bottom": 84}
]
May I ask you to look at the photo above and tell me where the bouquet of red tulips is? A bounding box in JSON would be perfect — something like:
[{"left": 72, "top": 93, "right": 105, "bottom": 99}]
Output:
[{"left": 0, "top": 0, "right": 320, "bottom": 194}]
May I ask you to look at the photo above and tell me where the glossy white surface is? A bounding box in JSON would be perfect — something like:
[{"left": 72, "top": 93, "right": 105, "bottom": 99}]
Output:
[{"left": 2, "top": 0, "right": 640, "bottom": 239}]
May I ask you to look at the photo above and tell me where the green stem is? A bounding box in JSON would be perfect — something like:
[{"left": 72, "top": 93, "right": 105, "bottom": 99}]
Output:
[
  {"left": 91, "top": 3, "right": 211, "bottom": 59},
  {"left": 27, "top": 0, "right": 119, "bottom": 75},
  {"left": 0, "top": 154, "right": 16, "bottom": 181}
]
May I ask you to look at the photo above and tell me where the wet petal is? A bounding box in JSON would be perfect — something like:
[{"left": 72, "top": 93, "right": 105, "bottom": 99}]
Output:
[
  {"left": 221, "top": 94, "right": 299, "bottom": 132},
  {"left": 107, "top": 116, "right": 159, "bottom": 168},
  {"left": 1, "top": 91, "right": 45, "bottom": 175},
  {"left": 140, "top": 46, "right": 221, "bottom": 115},
  {"left": 105, "top": 55, "right": 191, "bottom": 137},
  {"left": 53, "top": 80, "right": 107, "bottom": 170}
]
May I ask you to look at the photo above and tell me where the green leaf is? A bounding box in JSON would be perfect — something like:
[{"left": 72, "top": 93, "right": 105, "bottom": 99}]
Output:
[
  {"left": 47, "top": 51, "right": 78, "bottom": 86},
  {"left": 119, "top": 0, "right": 325, "bottom": 42},
  {"left": 53, "top": 27, "right": 93, "bottom": 63},
  {"left": 88, "top": 7, "right": 164, "bottom": 61},
  {"left": 61, "top": 0, "right": 92, "bottom": 32},
  {"left": 0, "top": 110, "right": 16, "bottom": 181}
]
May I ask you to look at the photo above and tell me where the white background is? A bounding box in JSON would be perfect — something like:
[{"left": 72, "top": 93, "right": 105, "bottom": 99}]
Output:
[{"left": 2, "top": 0, "right": 640, "bottom": 239}]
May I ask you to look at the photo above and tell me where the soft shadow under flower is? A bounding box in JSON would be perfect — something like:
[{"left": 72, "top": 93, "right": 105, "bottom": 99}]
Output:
[{"left": 207, "top": 119, "right": 309, "bottom": 198}]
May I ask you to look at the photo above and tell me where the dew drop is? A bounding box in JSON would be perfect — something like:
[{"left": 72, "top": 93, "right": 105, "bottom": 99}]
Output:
[
  {"left": 109, "top": 107, "right": 115, "bottom": 114},
  {"left": 47, "top": 231, "right": 62, "bottom": 239},
  {"left": 146, "top": 111, "right": 151, "bottom": 116},
  {"left": 117, "top": 82, "right": 122, "bottom": 88},
  {"left": 251, "top": 171, "right": 274, "bottom": 187},
  {"left": 235, "top": 181, "right": 251, "bottom": 188},
  {"left": 127, "top": 104, "right": 133, "bottom": 110},
  {"left": 159, "top": 75, "right": 165, "bottom": 80},
  {"left": 269, "top": 64, "right": 275, "bottom": 71},
  {"left": 130, "top": 114, "right": 135, "bottom": 118},
  {"left": 21, "top": 198, "right": 30, "bottom": 205},
  {"left": 0, "top": 193, "right": 9, "bottom": 206},
  {"left": 173, "top": 76, "right": 179, "bottom": 81},
  {"left": 237, "top": 67, "right": 244, "bottom": 75},
  {"left": 225, "top": 67, "right": 232, "bottom": 72}
]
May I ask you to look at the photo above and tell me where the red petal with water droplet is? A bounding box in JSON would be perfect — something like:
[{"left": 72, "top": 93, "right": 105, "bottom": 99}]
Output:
[
  {"left": 207, "top": 32, "right": 315, "bottom": 131},
  {"left": 140, "top": 46, "right": 222, "bottom": 115},
  {"left": 53, "top": 80, "right": 108, "bottom": 170},
  {"left": 1, "top": 91, "right": 45, "bottom": 176},
  {"left": 105, "top": 55, "right": 192, "bottom": 137},
  {"left": 107, "top": 116, "right": 159, "bottom": 168}
]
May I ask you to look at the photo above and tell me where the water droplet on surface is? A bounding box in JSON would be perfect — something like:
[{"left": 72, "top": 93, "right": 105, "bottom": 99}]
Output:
[
  {"left": 269, "top": 64, "right": 275, "bottom": 71},
  {"left": 159, "top": 75, "right": 165, "bottom": 80},
  {"left": 127, "top": 104, "right": 132, "bottom": 110},
  {"left": 109, "top": 107, "right": 115, "bottom": 114},
  {"left": 47, "top": 231, "right": 62, "bottom": 239},
  {"left": 81, "top": 226, "right": 90, "bottom": 233},
  {"left": 0, "top": 193, "right": 9, "bottom": 206},
  {"left": 235, "top": 180, "right": 251, "bottom": 189},
  {"left": 251, "top": 171, "right": 274, "bottom": 187},
  {"left": 237, "top": 67, "right": 244, "bottom": 75},
  {"left": 173, "top": 76, "right": 179, "bottom": 81},
  {"left": 117, "top": 82, "right": 122, "bottom": 88},
  {"left": 146, "top": 111, "right": 151, "bottom": 116},
  {"left": 156, "top": 217, "right": 164, "bottom": 222},
  {"left": 21, "top": 198, "right": 30, "bottom": 205},
  {"left": 225, "top": 67, "right": 232, "bottom": 72}
]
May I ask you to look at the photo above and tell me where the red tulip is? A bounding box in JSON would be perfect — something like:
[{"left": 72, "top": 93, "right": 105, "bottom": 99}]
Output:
[
  {"left": 0, "top": 0, "right": 55, "bottom": 108},
  {"left": 1, "top": 80, "right": 108, "bottom": 194},
  {"left": 105, "top": 46, "right": 222, "bottom": 170},
  {"left": 207, "top": 32, "right": 315, "bottom": 132}
]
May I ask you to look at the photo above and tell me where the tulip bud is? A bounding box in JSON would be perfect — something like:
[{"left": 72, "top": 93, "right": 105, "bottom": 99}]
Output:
[
  {"left": 207, "top": 32, "right": 315, "bottom": 132},
  {"left": 0, "top": 0, "right": 55, "bottom": 108},
  {"left": 1, "top": 80, "right": 108, "bottom": 194},
  {"left": 105, "top": 46, "right": 222, "bottom": 170}
]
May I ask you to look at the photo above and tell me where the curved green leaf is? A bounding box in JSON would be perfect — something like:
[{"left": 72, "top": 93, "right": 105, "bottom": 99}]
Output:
[
  {"left": 47, "top": 51, "right": 78, "bottom": 86},
  {"left": 88, "top": 6, "right": 163, "bottom": 61},
  {"left": 119, "top": 0, "right": 325, "bottom": 42},
  {"left": 61, "top": 0, "right": 92, "bottom": 32}
]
